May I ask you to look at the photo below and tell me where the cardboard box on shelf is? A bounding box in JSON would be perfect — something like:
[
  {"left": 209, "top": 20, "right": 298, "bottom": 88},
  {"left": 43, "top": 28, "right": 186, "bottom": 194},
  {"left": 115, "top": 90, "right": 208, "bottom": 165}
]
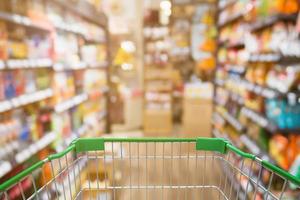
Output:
[
  {"left": 183, "top": 98, "right": 212, "bottom": 137},
  {"left": 182, "top": 82, "right": 213, "bottom": 137},
  {"left": 144, "top": 109, "right": 173, "bottom": 136}
]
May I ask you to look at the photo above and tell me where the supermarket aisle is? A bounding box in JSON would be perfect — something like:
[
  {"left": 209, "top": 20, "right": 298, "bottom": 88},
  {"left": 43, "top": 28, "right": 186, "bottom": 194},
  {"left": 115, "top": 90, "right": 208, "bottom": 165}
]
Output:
[{"left": 0, "top": 0, "right": 300, "bottom": 200}]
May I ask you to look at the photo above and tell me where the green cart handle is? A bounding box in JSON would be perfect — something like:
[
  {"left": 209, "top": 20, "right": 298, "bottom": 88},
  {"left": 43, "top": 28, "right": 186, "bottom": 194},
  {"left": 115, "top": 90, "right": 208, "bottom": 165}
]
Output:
[{"left": 0, "top": 137, "right": 299, "bottom": 192}]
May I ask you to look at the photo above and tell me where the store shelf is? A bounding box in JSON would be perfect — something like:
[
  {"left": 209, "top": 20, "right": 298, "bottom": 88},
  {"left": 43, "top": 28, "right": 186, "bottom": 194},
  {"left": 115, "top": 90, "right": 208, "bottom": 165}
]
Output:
[
  {"left": 0, "top": 89, "right": 53, "bottom": 113},
  {"left": 54, "top": 22, "right": 105, "bottom": 44},
  {"left": 240, "top": 79, "right": 279, "bottom": 99},
  {"left": 0, "top": 10, "right": 104, "bottom": 43},
  {"left": 215, "top": 2, "right": 300, "bottom": 192},
  {"left": 218, "top": 0, "right": 237, "bottom": 12},
  {"left": 0, "top": 132, "right": 56, "bottom": 179},
  {"left": 218, "top": 11, "right": 246, "bottom": 28},
  {"left": 249, "top": 13, "right": 298, "bottom": 32},
  {"left": 89, "top": 61, "right": 109, "bottom": 69},
  {"left": 248, "top": 53, "right": 300, "bottom": 65},
  {"left": 279, "top": 55, "right": 300, "bottom": 65},
  {"left": 53, "top": 21, "right": 86, "bottom": 36},
  {"left": 240, "top": 135, "right": 275, "bottom": 164},
  {"left": 15, "top": 132, "right": 56, "bottom": 164},
  {"left": 5, "top": 58, "right": 53, "bottom": 69},
  {"left": 217, "top": 78, "right": 287, "bottom": 107},
  {"left": 216, "top": 107, "right": 245, "bottom": 132},
  {"left": 217, "top": 102, "right": 300, "bottom": 134},
  {"left": 0, "top": 141, "right": 18, "bottom": 162},
  {"left": 54, "top": 88, "right": 107, "bottom": 113},
  {"left": 54, "top": 61, "right": 108, "bottom": 71},
  {"left": 0, "top": 11, "right": 50, "bottom": 32},
  {"left": 215, "top": 78, "right": 225, "bottom": 86},
  {"left": 220, "top": 41, "right": 245, "bottom": 50},
  {"left": 2, "top": 59, "right": 106, "bottom": 72},
  {"left": 0, "top": 161, "right": 12, "bottom": 179},
  {"left": 53, "top": 62, "right": 88, "bottom": 71},
  {"left": 213, "top": 112, "right": 226, "bottom": 125},
  {"left": 248, "top": 53, "right": 280, "bottom": 63},
  {"left": 241, "top": 107, "right": 276, "bottom": 132},
  {"left": 215, "top": 83, "right": 245, "bottom": 105},
  {"left": 227, "top": 65, "right": 246, "bottom": 75},
  {"left": 231, "top": 77, "right": 299, "bottom": 100},
  {"left": 241, "top": 106, "right": 300, "bottom": 134},
  {"left": 52, "top": 0, "right": 107, "bottom": 27},
  {"left": 224, "top": 77, "right": 279, "bottom": 99},
  {"left": 0, "top": 0, "right": 110, "bottom": 193},
  {"left": 54, "top": 93, "right": 88, "bottom": 113}
]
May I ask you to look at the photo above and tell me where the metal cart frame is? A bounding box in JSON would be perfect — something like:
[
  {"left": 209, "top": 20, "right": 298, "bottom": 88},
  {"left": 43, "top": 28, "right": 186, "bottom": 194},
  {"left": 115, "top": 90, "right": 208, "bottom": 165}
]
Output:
[{"left": 0, "top": 137, "right": 299, "bottom": 200}]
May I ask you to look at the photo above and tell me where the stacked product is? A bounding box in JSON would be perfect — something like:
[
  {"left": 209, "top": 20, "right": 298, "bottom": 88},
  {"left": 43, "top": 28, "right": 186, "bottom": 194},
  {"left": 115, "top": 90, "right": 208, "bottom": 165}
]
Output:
[
  {"left": 191, "top": 1, "right": 217, "bottom": 81},
  {"left": 0, "top": 0, "right": 110, "bottom": 199},
  {"left": 143, "top": 8, "right": 173, "bottom": 135},
  {"left": 170, "top": 0, "right": 193, "bottom": 122},
  {"left": 214, "top": 0, "right": 300, "bottom": 199}
]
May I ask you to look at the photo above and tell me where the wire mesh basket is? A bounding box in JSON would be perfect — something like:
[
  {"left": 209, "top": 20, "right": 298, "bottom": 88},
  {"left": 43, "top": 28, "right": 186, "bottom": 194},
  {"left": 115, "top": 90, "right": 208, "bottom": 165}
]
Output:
[{"left": 0, "top": 137, "right": 299, "bottom": 200}]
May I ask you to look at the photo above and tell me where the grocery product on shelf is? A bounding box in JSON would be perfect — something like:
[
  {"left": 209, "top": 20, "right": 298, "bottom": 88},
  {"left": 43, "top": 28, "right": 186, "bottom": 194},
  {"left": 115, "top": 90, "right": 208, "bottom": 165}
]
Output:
[
  {"left": 214, "top": 0, "right": 300, "bottom": 197},
  {"left": 0, "top": 1, "right": 110, "bottom": 197},
  {"left": 143, "top": 7, "right": 173, "bottom": 135},
  {"left": 183, "top": 82, "right": 213, "bottom": 137},
  {"left": 191, "top": 3, "right": 217, "bottom": 80}
]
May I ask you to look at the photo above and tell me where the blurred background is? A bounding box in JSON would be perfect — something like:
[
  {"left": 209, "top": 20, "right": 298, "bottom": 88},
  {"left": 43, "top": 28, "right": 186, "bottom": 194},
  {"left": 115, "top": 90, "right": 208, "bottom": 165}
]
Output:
[{"left": 0, "top": 0, "right": 299, "bottom": 199}]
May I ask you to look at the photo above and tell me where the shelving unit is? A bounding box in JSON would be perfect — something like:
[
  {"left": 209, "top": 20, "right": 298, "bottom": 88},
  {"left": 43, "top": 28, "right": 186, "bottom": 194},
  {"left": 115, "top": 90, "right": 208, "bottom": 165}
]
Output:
[
  {"left": 143, "top": 9, "right": 173, "bottom": 135},
  {"left": 214, "top": 0, "right": 300, "bottom": 198},
  {"left": 0, "top": 88, "right": 53, "bottom": 113},
  {"left": 0, "top": 0, "right": 110, "bottom": 193},
  {"left": 249, "top": 13, "right": 298, "bottom": 32},
  {"left": 169, "top": 0, "right": 194, "bottom": 123}
]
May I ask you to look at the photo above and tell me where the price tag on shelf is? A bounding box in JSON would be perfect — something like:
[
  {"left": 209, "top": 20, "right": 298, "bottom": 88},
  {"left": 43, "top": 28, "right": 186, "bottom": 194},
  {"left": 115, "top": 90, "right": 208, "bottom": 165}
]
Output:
[
  {"left": 11, "top": 98, "right": 21, "bottom": 107},
  {"left": 0, "top": 61, "right": 5, "bottom": 69},
  {"left": 0, "top": 161, "right": 12, "bottom": 178},
  {"left": 15, "top": 150, "right": 29, "bottom": 164},
  {"left": 29, "top": 144, "right": 38, "bottom": 155},
  {"left": 0, "top": 101, "right": 12, "bottom": 113},
  {"left": 242, "top": 107, "right": 268, "bottom": 128},
  {"left": 261, "top": 88, "right": 277, "bottom": 99},
  {"left": 240, "top": 135, "right": 260, "bottom": 155},
  {"left": 254, "top": 85, "right": 263, "bottom": 94}
]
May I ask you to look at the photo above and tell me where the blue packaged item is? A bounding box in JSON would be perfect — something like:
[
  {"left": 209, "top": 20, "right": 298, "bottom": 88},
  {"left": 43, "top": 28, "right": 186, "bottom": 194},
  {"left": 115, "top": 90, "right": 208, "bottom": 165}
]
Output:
[{"left": 4, "top": 72, "right": 16, "bottom": 99}]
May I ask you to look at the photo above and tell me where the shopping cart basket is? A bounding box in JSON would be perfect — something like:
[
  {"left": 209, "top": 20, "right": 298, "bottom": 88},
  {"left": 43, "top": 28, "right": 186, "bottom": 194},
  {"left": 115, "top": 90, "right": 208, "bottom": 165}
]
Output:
[{"left": 0, "top": 137, "right": 299, "bottom": 200}]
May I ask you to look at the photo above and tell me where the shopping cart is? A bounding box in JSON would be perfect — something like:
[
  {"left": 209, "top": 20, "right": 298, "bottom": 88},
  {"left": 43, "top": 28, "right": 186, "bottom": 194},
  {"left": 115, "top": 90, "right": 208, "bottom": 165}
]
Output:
[{"left": 0, "top": 137, "right": 299, "bottom": 200}]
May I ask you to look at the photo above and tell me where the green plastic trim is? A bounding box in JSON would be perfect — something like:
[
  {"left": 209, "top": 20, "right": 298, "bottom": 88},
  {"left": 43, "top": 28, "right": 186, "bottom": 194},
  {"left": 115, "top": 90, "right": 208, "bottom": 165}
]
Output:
[
  {"left": 1, "top": 137, "right": 299, "bottom": 192},
  {"left": 262, "top": 160, "right": 300, "bottom": 185},
  {"left": 196, "top": 137, "right": 228, "bottom": 154},
  {"left": 103, "top": 137, "right": 196, "bottom": 143},
  {"left": 0, "top": 145, "right": 75, "bottom": 192},
  {"left": 0, "top": 160, "right": 45, "bottom": 192},
  {"left": 75, "top": 138, "right": 105, "bottom": 152},
  {"left": 226, "top": 144, "right": 256, "bottom": 160},
  {"left": 48, "top": 145, "right": 75, "bottom": 160}
]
